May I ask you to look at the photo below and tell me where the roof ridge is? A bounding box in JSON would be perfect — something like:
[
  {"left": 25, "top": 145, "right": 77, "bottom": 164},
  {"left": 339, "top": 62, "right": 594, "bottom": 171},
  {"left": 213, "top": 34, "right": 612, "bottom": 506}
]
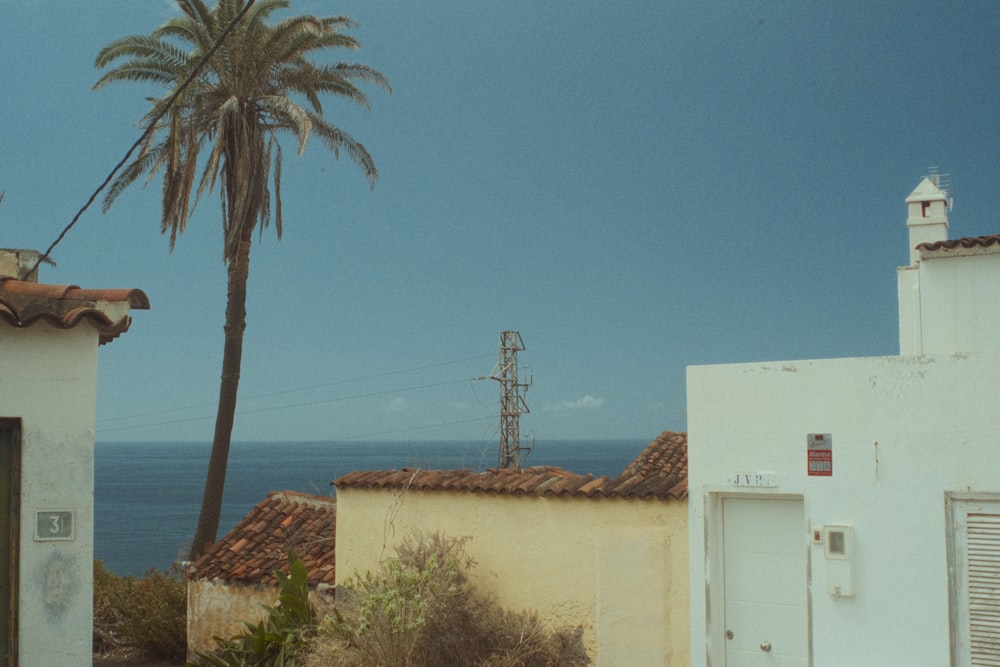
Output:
[
  {"left": 0, "top": 278, "right": 148, "bottom": 345},
  {"left": 332, "top": 433, "right": 688, "bottom": 500}
]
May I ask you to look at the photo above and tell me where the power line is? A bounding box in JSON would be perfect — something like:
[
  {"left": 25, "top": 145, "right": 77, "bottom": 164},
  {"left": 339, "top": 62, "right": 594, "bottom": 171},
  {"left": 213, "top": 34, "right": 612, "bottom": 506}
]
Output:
[
  {"left": 240, "top": 379, "right": 478, "bottom": 415},
  {"left": 97, "top": 376, "right": 492, "bottom": 434},
  {"left": 26, "top": 0, "right": 258, "bottom": 279},
  {"left": 97, "top": 353, "right": 494, "bottom": 425},
  {"left": 334, "top": 416, "right": 498, "bottom": 441},
  {"left": 258, "top": 354, "right": 494, "bottom": 399}
]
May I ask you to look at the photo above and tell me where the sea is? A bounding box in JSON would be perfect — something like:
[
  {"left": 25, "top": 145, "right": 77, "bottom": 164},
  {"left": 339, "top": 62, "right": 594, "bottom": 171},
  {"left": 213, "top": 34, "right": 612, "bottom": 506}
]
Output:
[{"left": 95, "top": 439, "right": 646, "bottom": 576}]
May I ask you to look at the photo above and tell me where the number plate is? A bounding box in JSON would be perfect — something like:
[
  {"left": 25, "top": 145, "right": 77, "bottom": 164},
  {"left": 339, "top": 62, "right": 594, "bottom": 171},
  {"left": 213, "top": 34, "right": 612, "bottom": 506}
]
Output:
[{"left": 35, "top": 510, "right": 74, "bottom": 541}]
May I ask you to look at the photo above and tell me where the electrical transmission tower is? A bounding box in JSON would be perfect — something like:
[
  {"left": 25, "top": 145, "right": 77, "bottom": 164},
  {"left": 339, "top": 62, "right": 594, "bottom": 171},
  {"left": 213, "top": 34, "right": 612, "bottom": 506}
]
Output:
[{"left": 489, "top": 331, "right": 532, "bottom": 469}]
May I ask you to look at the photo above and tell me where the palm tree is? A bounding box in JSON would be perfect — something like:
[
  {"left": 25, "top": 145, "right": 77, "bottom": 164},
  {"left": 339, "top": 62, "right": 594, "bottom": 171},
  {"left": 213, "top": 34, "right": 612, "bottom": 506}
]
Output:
[{"left": 95, "top": 0, "right": 390, "bottom": 558}]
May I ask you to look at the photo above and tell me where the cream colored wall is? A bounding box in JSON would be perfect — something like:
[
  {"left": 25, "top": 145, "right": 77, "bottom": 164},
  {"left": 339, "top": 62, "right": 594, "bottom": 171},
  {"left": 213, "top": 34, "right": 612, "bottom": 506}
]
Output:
[
  {"left": 187, "top": 580, "right": 274, "bottom": 655},
  {"left": 0, "top": 324, "right": 99, "bottom": 666},
  {"left": 188, "top": 580, "right": 333, "bottom": 656},
  {"left": 335, "top": 488, "right": 689, "bottom": 666}
]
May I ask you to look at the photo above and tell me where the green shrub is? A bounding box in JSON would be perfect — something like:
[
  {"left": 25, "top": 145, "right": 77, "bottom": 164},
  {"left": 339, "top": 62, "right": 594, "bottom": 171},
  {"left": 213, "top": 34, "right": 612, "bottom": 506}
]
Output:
[
  {"left": 93, "top": 560, "right": 188, "bottom": 662},
  {"left": 94, "top": 559, "right": 130, "bottom": 654},
  {"left": 305, "top": 532, "right": 589, "bottom": 667}
]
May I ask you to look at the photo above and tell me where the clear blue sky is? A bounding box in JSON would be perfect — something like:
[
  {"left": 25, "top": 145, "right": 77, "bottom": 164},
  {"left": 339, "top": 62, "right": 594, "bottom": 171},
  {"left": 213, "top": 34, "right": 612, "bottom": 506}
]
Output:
[{"left": 1, "top": 1, "right": 998, "bottom": 444}]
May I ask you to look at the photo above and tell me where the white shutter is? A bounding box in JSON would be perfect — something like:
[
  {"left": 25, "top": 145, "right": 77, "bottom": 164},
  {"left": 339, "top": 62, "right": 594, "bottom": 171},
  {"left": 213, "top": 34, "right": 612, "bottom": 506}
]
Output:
[
  {"left": 954, "top": 501, "right": 1000, "bottom": 667},
  {"left": 966, "top": 512, "right": 1000, "bottom": 666}
]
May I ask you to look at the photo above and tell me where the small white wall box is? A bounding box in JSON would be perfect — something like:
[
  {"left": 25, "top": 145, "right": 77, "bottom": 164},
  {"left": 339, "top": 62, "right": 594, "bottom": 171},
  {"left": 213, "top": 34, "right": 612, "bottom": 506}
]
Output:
[{"left": 823, "top": 524, "right": 855, "bottom": 597}]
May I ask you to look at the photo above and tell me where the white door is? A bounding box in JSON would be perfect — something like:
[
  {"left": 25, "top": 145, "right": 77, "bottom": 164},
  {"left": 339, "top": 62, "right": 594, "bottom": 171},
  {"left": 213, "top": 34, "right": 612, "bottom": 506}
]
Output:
[{"left": 723, "top": 497, "right": 809, "bottom": 666}]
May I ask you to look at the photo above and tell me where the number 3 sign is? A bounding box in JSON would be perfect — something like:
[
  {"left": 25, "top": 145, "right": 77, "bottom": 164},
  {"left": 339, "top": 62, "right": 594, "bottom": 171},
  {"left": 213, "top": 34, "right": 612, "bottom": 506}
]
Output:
[{"left": 35, "top": 510, "right": 74, "bottom": 541}]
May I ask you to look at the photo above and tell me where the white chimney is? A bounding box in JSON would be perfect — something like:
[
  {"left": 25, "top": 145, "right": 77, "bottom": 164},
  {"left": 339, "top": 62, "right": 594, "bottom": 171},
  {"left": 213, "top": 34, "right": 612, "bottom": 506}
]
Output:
[
  {"left": 0, "top": 249, "right": 42, "bottom": 282},
  {"left": 904, "top": 177, "right": 949, "bottom": 265}
]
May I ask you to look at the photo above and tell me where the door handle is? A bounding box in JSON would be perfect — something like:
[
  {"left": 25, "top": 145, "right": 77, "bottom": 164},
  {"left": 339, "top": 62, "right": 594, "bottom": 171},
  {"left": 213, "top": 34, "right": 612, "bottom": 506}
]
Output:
[{"left": 760, "top": 641, "right": 772, "bottom": 652}]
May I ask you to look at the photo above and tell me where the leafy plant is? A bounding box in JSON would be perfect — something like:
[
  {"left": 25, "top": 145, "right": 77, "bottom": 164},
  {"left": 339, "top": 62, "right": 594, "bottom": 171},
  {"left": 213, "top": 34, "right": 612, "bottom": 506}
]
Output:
[{"left": 191, "top": 552, "right": 315, "bottom": 667}]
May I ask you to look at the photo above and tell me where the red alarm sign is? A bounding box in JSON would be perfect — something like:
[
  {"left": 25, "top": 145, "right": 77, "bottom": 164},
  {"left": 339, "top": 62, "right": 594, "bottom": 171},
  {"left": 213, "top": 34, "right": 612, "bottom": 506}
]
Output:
[{"left": 808, "top": 433, "right": 832, "bottom": 476}]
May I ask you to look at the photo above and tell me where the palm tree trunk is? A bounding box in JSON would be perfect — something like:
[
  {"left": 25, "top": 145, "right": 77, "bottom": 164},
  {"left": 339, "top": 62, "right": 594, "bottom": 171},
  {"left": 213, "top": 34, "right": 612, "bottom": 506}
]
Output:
[{"left": 190, "top": 221, "right": 253, "bottom": 559}]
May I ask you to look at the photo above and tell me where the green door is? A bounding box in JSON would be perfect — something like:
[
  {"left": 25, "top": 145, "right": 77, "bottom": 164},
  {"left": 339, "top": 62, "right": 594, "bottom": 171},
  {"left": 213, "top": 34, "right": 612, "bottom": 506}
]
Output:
[{"left": 0, "top": 421, "right": 19, "bottom": 666}]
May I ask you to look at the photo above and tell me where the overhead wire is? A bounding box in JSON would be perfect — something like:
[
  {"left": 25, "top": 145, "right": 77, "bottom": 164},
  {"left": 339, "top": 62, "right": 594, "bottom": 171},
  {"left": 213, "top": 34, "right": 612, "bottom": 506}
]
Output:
[
  {"left": 97, "top": 353, "right": 495, "bottom": 425},
  {"left": 26, "top": 0, "right": 258, "bottom": 279},
  {"left": 97, "top": 372, "right": 497, "bottom": 434},
  {"left": 331, "top": 416, "right": 499, "bottom": 441}
]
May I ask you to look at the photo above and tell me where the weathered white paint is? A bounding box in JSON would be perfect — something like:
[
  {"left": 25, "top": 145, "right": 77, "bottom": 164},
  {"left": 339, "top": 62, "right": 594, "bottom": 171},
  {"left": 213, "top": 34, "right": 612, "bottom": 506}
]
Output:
[
  {"left": 336, "top": 489, "right": 689, "bottom": 666},
  {"left": 0, "top": 249, "right": 41, "bottom": 282},
  {"left": 187, "top": 580, "right": 273, "bottom": 654},
  {"left": 688, "top": 177, "right": 1000, "bottom": 665},
  {"left": 187, "top": 580, "right": 333, "bottom": 657},
  {"left": 901, "top": 250, "right": 1000, "bottom": 355},
  {"left": 0, "top": 324, "right": 99, "bottom": 665}
]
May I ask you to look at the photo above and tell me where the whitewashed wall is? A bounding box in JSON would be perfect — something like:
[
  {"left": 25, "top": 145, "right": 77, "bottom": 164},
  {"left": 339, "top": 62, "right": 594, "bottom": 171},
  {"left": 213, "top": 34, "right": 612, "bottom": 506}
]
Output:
[
  {"left": 900, "top": 251, "right": 1000, "bottom": 355},
  {"left": 0, "top": 324, "right": 99, "bottom": 666},
  {"left": 687, "top": 351, "right": 999, "bottom": 666}
]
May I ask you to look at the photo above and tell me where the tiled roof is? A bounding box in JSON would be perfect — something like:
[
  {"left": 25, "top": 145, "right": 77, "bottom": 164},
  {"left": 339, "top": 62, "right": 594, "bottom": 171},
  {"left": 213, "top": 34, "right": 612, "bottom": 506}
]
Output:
[
  {"left": 333, "top": 431, "right": 687, "bottom": 501},
  {"left": 0, "top": 277, "right": 149, "bottom": 345},
  {"left": 918, "top": 235, "right": 1000, "bottom": 253},
  {"left": 188, "top": 491, "right": 336, "bottom": 586},
  {"left": 613, "top": 430, "right": 687, "bottom": 495}
]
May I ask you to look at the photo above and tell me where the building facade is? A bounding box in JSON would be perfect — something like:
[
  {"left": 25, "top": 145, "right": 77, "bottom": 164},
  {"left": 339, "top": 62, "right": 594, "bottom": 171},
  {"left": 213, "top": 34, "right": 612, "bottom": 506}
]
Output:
[
  {"left": 334, "top": 431, "right": 689, "bottom": 665},
  {"left": 687, "top": 178, "right": 1000, "bottom": 665},
  {"left": 0, "top": 249, "right": 147, "bottom": 666}
]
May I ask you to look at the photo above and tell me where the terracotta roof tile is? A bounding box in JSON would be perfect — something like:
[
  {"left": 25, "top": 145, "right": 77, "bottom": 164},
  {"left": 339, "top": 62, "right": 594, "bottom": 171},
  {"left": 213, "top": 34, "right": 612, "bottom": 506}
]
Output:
[
  {"left": 917, "top": 234, "right": 1000, "bottom": 252},
  {"left": 188, "top": 491, "right": 336, "bottom": 586},
  {"left": 0, "top": 277, "right": 149, "bottom": 345},
  {"left": 333, "top": 431, "right": 687, "bottom": 501},
  {"left": 618, "top": 430, "right": 688, "bottom": 479}
]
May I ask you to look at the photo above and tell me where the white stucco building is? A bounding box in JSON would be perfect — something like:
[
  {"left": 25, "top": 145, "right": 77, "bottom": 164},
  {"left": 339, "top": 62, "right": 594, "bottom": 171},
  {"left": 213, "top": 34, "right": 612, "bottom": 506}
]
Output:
[
  {"left": 0, "top": 250, "right": 147, "bottom": 666},
  {"left": 687, "top": 177, "right": 1000, "bottom": 666}
]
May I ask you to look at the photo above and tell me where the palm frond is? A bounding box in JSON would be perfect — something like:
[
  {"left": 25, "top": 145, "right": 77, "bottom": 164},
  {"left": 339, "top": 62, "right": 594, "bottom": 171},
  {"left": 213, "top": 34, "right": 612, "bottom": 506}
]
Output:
[
  {"left": 319, "top": 16, "right": 359, "bottom": 32},
  {"left": 260, "top": 18, "right": 328, "bottom": 66},
  {"left": 240, "top": 0, "right": 290, "bottom": 28},
  {"left": 94, "top": 60, "right": 187, "bottom": 89},
  {"left": 154, "top": 17, "right": 211, "bottom": 53},
  {"left": 95, "top": 34, "right": 180, "bottom": 68},
  {"left": 175, "top": 0, "right": 215, "bottom": 33},
  {"left": 272, "top": 137, "right": 283, "bottom": 239},
  {"left": 260, "top": 96, "right": 311, "bottom": 154},
  {"left": 325, "top": 62, "right": 392, "bottom": 93},
  {"left": 102, "top": 140, "right": 166, "bottom": 212},
  {"left": 308, "top": 113, "right": 378, "bottom": 188}
]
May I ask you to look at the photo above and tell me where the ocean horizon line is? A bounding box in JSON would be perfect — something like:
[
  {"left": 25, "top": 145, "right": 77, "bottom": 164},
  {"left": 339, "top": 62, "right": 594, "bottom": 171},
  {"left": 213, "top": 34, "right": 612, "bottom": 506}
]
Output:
[{"left": 96, "top": 437, "right": 651, "bottom": 445}]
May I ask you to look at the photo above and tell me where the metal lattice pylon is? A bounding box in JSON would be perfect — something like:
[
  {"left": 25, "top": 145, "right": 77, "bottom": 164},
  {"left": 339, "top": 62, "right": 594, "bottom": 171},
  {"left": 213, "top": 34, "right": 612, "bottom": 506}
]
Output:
[{"left": 489, "top": 331, "right": 532, "bottom": 469}]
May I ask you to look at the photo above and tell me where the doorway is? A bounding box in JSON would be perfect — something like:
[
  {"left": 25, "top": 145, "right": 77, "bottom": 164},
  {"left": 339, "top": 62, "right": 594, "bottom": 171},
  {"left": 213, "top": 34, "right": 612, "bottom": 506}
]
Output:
[
  {"left": 0, "top": 420, "right": 20, "bottom": 666},
  {"left": 722, "top": 496, "right": 808, "bottom": 666}
]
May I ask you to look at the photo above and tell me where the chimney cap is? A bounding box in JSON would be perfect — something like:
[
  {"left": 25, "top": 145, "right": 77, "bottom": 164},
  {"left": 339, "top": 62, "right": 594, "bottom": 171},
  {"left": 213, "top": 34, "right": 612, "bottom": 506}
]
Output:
[{"left": 905, "top": 177, "right": 948, "bottom": 204}]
